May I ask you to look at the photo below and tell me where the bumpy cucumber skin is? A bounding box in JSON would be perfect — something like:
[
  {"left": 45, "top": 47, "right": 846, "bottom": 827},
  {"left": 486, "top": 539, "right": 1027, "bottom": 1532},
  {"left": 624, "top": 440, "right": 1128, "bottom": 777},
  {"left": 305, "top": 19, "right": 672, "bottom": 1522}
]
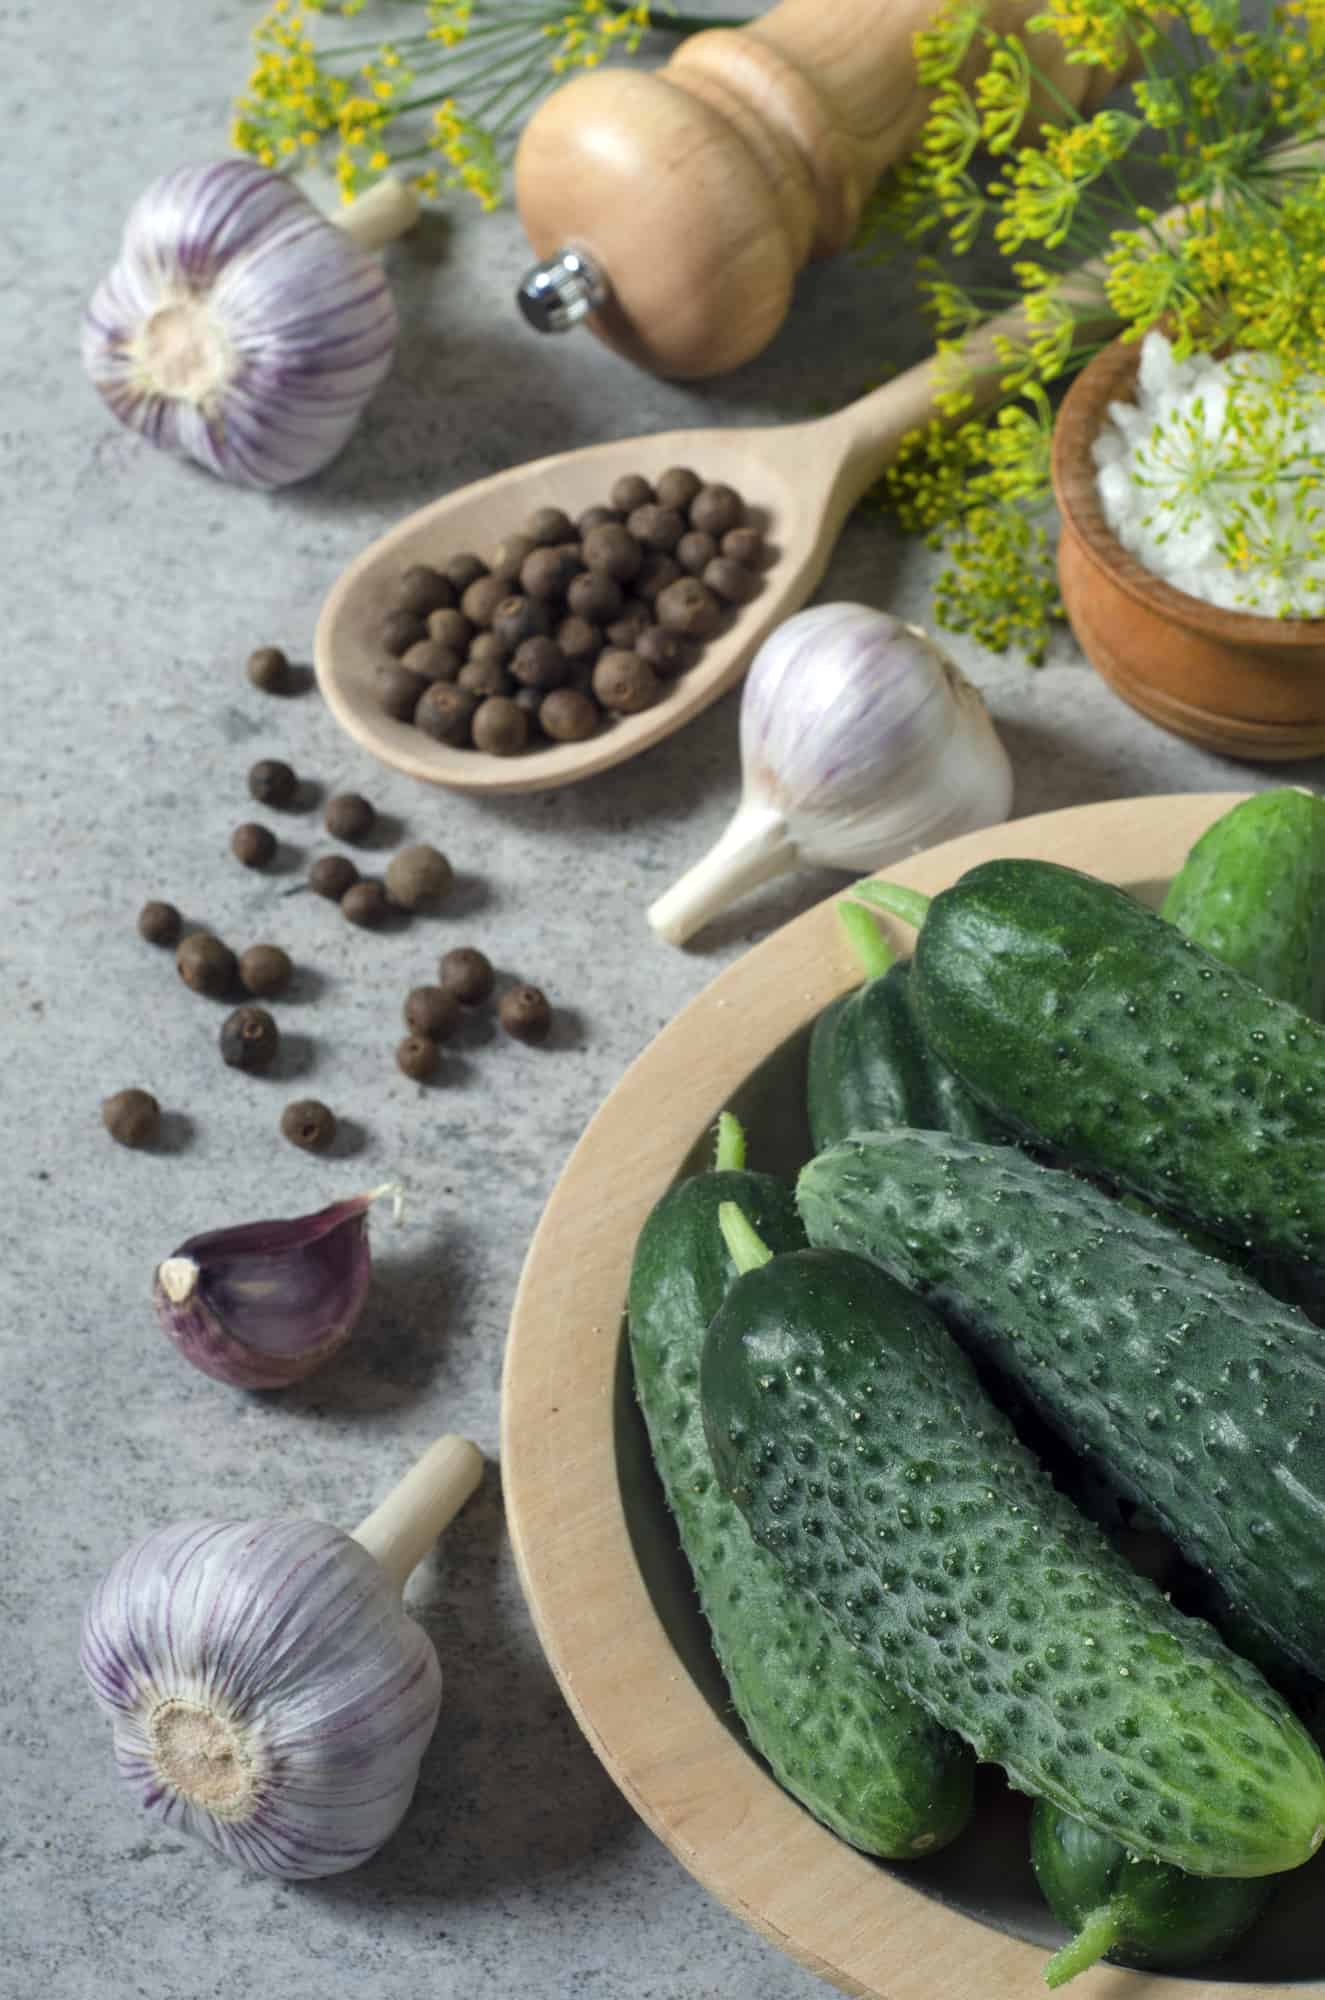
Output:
[
  {"left": 798, "top": 1129, "right": 1325, "bottom": 1677},
  {"left": 1030, "top": 1799, "right": 1272, "bottom": 1974},
  {"left": 1162, "top": 790, "right": 1325, "bottom": 1019},
  {"left": 909, "top": 858, "right": 1325, "bottom": 1268},
  {"left": 701, "top": 1247, "right": 1325, "bottom": 1877},
  {"left": 807, "top": 962, "right": 1005, "bottom": 1153},
  {"left": 628, "top": 1170, "right": 974, "bottom": 1858}
]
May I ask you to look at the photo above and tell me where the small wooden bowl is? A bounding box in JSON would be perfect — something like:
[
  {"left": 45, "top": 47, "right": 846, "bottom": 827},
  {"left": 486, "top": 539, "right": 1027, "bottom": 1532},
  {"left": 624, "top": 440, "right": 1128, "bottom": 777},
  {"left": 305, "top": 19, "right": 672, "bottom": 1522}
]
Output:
[
  {"left": 1051, "top": 340, "right": 1325, "bottom": 760},
  {"left": 503, "top": 792, "right": 1325, "bottom": 1999}
]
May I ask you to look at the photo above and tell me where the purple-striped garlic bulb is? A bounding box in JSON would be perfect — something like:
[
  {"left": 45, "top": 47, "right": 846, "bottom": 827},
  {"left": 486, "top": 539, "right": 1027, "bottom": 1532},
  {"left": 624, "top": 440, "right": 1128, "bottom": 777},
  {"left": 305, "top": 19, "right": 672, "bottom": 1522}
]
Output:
[
  {"left": 153, "top": 1185, "right": 400, "bottom": 1390},
  {"left": 82, "top": 159, "right": 417, "bottom": 490},
  {"left": 80, "top": 1434, "right": 483, "bottom": 1879}
]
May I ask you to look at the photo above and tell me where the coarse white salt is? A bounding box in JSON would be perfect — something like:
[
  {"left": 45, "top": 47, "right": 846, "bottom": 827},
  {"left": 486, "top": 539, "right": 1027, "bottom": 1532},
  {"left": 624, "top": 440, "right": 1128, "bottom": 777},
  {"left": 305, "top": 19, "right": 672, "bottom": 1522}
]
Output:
[{"left": 1092, "top": 331, "right": 1325, "bottom": 621}]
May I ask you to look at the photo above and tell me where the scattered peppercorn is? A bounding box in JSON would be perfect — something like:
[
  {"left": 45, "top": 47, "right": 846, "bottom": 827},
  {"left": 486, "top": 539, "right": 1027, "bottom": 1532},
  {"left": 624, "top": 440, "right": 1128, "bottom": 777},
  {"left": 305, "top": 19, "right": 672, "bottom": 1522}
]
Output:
[
  {"left": 593, "top": 649, "right": 659, "bottom": 714},
  {"left": 583, "top": 522, "right": 642, "bottom": 583},
  {"left": 676, "top": 529, "right": 718, "bottom": 576},
  {"left": 341, "top": 879, "right": 390, "bottom": 928},
  {"left": 427, "top": 607, "right": 473, "bottom": 653},
  {"left": 525, "top": 505, "right": 575, "bottom": 545},
  {"left": 703, "top": 556, "right": 760, "bottom": 605},
  {"left": 138, "top": 900, "right": 181, "bottom": 947},
  {"left": 375, "top": 662, "right": 428, "bottom": 721},
  {"left": 220, "top": 1004, "right": 280, "bottom": 1073},
  {"left": 472, "top": 695, "right": 530, "bottom": 755},
  {"left": 610, "top": 473, "right": 654, "bottom": 515},
  {"left": 722, "top": 526, "right": 766, "bottom": 567},
  {"left": 655, "top": 466, "right": 702, "bottom": 512},
  {"left": 231, "top": 821, "right": 277, "bottom": 870},
  {"left": 382, "top": 609, "right": 428, "bottom": 657},
  {"left": 404, "top": 984, "right": 461, "bottom": 1040},
  {"left": 689, "top": 483, "right": 743, "bottom": 537},
  {"left": 280, "top": 1099, "right": 337, "bottom": 1153},
  {"left": 446, "top": 552, "right": 488, "bottom": 594},
  {"left": 177, "top": 932, "right": 237, "bottom": 998},
  {"left": 324, "top": 792, "right": 376, "bottom": 843},
  {"left": 394, "top": 564, "right": 453, "bottom": 617},
  {"left": 247, "top": 758, "right": 298, "bottom": 808},
  {"left": 239, "top": 943, "right": 294, "bottom": 999},
  {"left": 510, "top": 636, "right": 567, "bottom": 691},
  {"left": 655, "top": 576, "right": 724, "bottom": 639},
  {"left": 309, "top": 853, "right": 359, "bottom": 901},
  {"left": 540, "top": 687, "right": 600, "bottom": 742},
  {"left": 103, "top": 1087, "right": 161, "bottom": 1148},
  {"left": 499, "top": 983, "right": 552, "bottom": 1043},
  {"left": 246, "top": 644, "right": 289, "bottom": 692},
  {"left": 440, "top": 945, "right": 494, "bottom": 1004},
  {"left": 458, "top": 657, "right": 513, "bottom": 700},
  {"left": 385, "top": 843, "right": 453, "bottom": 910},
  {"left": 397, "top": 1033, "right": 441, "bottom": 1082},
  {"left": 403, "top": 639, "right": 463, "bottom": 683},
  {"left": 415, "top": 682, "right": 478, "bottom": 746}
]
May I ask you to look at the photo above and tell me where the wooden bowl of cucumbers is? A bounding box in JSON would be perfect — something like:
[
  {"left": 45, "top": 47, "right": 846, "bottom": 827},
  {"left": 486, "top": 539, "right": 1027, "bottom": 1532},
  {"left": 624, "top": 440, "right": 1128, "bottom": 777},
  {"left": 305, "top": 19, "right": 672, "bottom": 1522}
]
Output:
[{"left": 502, "top": 788, "right": 1325, "bottom": 1998}]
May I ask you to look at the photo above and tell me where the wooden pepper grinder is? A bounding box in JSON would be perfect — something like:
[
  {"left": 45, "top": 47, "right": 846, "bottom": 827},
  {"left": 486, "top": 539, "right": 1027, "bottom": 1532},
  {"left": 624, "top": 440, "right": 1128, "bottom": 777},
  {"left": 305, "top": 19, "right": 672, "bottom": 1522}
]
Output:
[{"left": 515, "top": 0, "right": 1122, "bottom": 380}]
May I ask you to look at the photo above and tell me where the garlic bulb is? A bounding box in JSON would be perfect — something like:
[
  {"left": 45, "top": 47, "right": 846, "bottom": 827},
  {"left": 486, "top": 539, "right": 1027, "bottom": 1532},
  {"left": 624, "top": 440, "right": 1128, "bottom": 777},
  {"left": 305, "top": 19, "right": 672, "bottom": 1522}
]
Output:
[
  {"left": 648, "top": 604, "right": 1013, "bottom": 946},
  {"left": 80, "top": 1433, "right": 482, "bottom": 1878},
  {"left": 83, "top": 160, "right": 418, "bottom": 489},
  {"left": 153, "top": 1185, "right": 398, "bottom": 1390}
]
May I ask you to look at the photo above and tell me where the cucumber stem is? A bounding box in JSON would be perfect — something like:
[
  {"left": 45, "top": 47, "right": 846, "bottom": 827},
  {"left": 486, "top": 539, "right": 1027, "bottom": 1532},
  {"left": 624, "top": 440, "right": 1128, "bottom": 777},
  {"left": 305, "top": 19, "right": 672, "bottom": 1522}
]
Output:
[
  {"left": 719, "top": 1201, "right": 773, "bottom": 1274},
  {"left": 850, "top": 880, "right": 933, "bottom": 933},
  {"left": 838, "top": 899, "right": 894, "bottom": 981},
  {"left": 714, "top": 1112, "right": 746, "bottom": 1173},
  {"left": 1043, "top": 1905, "right": 1123, "bottom": 1989}
]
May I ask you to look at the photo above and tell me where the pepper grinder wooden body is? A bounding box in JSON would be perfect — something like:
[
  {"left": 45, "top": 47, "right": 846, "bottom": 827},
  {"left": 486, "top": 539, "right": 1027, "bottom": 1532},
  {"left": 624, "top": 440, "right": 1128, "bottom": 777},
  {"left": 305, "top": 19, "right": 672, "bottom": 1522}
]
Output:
[{"left": 515, "top": 0, "right": 1120, "bottom": 380}]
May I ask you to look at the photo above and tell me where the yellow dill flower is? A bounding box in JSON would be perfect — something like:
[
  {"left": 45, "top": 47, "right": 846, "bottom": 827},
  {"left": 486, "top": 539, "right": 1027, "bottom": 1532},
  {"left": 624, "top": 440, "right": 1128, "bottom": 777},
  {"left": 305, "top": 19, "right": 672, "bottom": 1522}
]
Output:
[
  {"left": 913, "top": 0, "right": 986, "bottom": 84},
  {"left": 1026, "top": 0, "right": 1156, "bottom": 70},
  {"left": 974, "top": 38, "right": 1032, "bottom": 156}
]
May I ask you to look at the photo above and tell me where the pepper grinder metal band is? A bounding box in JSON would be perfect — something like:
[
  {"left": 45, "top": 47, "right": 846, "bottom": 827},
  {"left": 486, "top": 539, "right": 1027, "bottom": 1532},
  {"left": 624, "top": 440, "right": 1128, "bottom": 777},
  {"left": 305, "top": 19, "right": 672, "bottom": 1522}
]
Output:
[{"left": 516, "top": 246, "right": 609, "bottom": 335}]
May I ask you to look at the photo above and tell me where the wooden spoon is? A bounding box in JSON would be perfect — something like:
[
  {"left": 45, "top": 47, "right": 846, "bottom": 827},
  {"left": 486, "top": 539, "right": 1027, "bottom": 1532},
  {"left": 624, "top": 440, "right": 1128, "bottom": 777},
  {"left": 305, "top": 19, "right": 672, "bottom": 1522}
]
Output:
[{"left": 314, "top": 302, "right": 1052, "bottom": 796}]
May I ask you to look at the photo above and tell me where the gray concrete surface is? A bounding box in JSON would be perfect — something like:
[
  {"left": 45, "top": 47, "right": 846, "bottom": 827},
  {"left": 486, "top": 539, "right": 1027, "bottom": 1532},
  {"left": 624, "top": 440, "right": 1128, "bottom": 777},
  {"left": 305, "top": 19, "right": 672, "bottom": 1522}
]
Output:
[{"left": 2, "top": 4, "right": 1306, "bottom": 1998}]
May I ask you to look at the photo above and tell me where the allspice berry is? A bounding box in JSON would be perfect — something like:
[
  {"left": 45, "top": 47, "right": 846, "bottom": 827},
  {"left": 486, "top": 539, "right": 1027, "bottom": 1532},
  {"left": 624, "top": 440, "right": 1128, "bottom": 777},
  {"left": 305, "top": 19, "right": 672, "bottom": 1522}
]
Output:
[
  {"left": 324, "top": 792, "right": 376, "bottom": 843},
  {"left": 499, "top": 983, "right": 552, "bottom": 1044},
  {"left": 177, "top": 932, "right": 237, "bottom": 998},
  {"left": 606, "top": 601, "right": 652, "bottom": 650},
  {"left": 492, "top": 532, "right": 538, "bottom": 583},
  {"left": 472, "top": 695, "right": 529, "bottom": 756},
  {"left": 382, "top": 609, "right": 428, "bottom": 657},
  {"left": 375, "top": 663, "right": 427, "bottom": 721},
  {"left": 103, "top": 1088, "right": 160, "bottom": 1149},
  {"left": 610, "top": 473, "right": 654, "bottom": 515},
  {"left": 627, "top": 504, "right": 686, "bottom": 552},
  {"left": 238, "top": 943, "right": 293, "bottom": 999},
  {"left": 521, "top": 545, "right": 580, "bottom": 601},
  {"left": 556, "top": 615, "right": 602, "bottom": 665},
  {"left": 402, "top": 639, "right": 463, "bottom": 684},
  {"left": 440, "top": 945, "right": 494, "bottom": 1004},
  {"left": 397, "top": 1034, "right": 440, "bottom": 1082},
  {"left": 492, "top": 595, "right": 552, "bottom": 652},
  {"left": 246, "top": 645, "right": 289, "bottom": 692},
  {"left": 247, "top": 758, "right": 298, "bottom": 808},
  {"left": 510, "top": 636, "right": 567, "bottom": 691},
  {"left": 309, "top": 853, "right": 359, "bottom": 901},
  {"left": 635, "top": 553, "right": 683, "bottom": 604},
  {"left": 525, "top": 505, "right": 575, "bottom": 546},
  {"left": 220, "top": 1004, "right": 280, "bottom": 1073},
  {"left": 385, "top": 843, "right": 453, "bottom": 910},
  {"left": 582, "top": 522, "right": 642, "bottom": 583},
  {"left": 689, "top": 483, "right": 744, "bottom": 536},
  {"left": 458, "top": 658, "right": 513, "bottom": 700},
  {"left": 577, "top": 505, "right": 619, "bottom": 537},
  {"left": 513, "top": 688, "right": 545, "bottom": 733},
  {"left": 703, "top": 556, "right": 760, "bottom": 605},
  {"left": 394, "top": 564, "right": 453, "bottom": 617},
  {"left": 138, "top": 900, "right": 181, "bottom": 946},
  {"left": 655, "top": 466, "right": 702, "bottom": 512},
  {"left": 636, "top": 626, "right": 691, "bottom": 677},
  {"left": 539, "top": 688, "right": 600, "bottom": 743},
  {"left": 426, "top": 607, "right": 473, "bottom": 653},
  {"left": 231, "top": 821, "right": 277, "bottom": 870},
  {"left": 280, "top": 1099, "right": 337, "bottom": 1153},
  {"left": 676, "top": 529, "right": 718, "bottom": 576},
  {"left": 568, "top": 570, "right": 624, "bottom": 624},
  {"left": 722, "top": 526, "right": 766, "bottom": 567},
  {"left": 446, "top": 552, "right": 488, "bottom": 594},
  {"left": 655, "top": 576, "right": 724, "bottom": 639},
  {"left": 460, "top": 574, "right": 508, "bottom": 627},
  {"left": 404, "top": 984, "right": 461, "bottom": 1041},
  {"left": 415, "top": 682, "right": 478, "bottom": 746},
  {"left": 593, "top": 649, "right": 659, "bottom": 714},
  {"left": 468, "top": 630, "right": 511, "bottom": 668},
  {"left": 341, "top": 879, "right": 389, "bottom": 928}
]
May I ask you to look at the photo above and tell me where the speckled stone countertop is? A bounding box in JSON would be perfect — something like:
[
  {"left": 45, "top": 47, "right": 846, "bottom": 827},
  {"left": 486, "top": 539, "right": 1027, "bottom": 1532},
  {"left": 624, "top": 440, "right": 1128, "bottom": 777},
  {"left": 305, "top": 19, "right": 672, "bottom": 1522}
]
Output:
[{"left": 3, "top": 5, "right": 1308, "bottom": 1997}]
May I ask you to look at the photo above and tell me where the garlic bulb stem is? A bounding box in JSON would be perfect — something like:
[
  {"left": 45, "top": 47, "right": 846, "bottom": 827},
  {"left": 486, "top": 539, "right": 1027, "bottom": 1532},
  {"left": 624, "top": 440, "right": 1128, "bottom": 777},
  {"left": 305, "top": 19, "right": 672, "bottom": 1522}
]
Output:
[
  {"left": 337, "top": 174, "right": 421, "bottom": 253},
  {"left": 353, "top": 1434, "right": 484, "bottom": 1595},
  {"left": 648, "top": 801, "right": 798, "bottom": 946}
]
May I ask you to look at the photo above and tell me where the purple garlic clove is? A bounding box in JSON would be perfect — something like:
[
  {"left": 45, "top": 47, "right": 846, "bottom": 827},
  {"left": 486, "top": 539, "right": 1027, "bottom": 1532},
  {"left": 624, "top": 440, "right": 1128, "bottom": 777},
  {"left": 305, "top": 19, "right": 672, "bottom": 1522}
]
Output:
[{"left": 152, "top": 1186, "right": 399, "bottom": 1389}]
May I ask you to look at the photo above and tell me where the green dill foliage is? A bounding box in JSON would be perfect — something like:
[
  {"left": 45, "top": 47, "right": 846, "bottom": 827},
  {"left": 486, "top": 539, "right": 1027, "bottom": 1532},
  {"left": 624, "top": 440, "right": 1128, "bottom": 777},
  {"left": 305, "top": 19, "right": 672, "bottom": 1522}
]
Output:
[{"left": 859, "top": 0, "right": 1325, "bottom": 661}]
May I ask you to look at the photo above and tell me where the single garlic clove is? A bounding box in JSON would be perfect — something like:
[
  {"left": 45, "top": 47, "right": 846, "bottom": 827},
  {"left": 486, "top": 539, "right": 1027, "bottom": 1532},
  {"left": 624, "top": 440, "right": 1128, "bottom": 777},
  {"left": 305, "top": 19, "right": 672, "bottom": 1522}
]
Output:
[{"left": 152, "top": 1186, "right": 398, "bottom": 1389}]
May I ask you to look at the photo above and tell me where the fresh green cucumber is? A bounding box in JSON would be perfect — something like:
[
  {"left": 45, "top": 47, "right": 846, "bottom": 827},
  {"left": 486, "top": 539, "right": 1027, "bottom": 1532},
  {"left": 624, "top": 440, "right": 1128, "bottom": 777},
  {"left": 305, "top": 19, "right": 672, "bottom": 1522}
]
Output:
[
  {"left": 798, "top": 1128, "right": 1325, "bottom": 1676},
  {"left": 627, "top": 1116, "right": 973, "bottom": 1858},
  {"left": 1162, "top": 790, "right": 1325, "bottom": 1018},
  {"left": 854, "top": 860, "right": 1325, "bottom": 1270},
  {"left": 700, "top": 1224, "right": 1325, "bottom": 1877},
  {"left": 807, "top": 901, "right": 1004, "bottom": 1151},
  {"left": 1030, "top": 1799, "right": 1272, "bottom": 1986}
]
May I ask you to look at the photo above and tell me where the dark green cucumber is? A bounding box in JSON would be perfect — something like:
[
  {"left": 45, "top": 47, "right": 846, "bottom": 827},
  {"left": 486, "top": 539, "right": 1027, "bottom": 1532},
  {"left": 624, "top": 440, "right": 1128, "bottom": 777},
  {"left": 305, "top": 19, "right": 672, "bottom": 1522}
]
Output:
[
  {"left": 627, "top": 1120, "right": 973, "bottom": 1857},
  {"left": 1162, "top": 790, "right": 1325, "bottom": 1018},
  {"left": 1030, "top": 1799, "right": 1271, "bottom": 1986},
  {"left": 700, "top": 1238, "right": 1325, "bottom": 1876},
  {"left": 808, "top": 901, "right": 1004, "bottom": 1152},
  {"left": 854, "top": 860, "right": 1325, "bottom": 1270},
  {"left": 798, "top": 1128, "right": 1325, "bottom": 1676}
]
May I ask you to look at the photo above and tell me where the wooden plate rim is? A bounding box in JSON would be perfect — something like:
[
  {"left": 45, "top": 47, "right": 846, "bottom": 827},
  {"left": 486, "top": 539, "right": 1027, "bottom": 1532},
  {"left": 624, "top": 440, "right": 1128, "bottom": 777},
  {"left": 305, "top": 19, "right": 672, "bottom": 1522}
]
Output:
[{"left": 501, "top": 791, "right": 1279, "bottom": 2000}]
